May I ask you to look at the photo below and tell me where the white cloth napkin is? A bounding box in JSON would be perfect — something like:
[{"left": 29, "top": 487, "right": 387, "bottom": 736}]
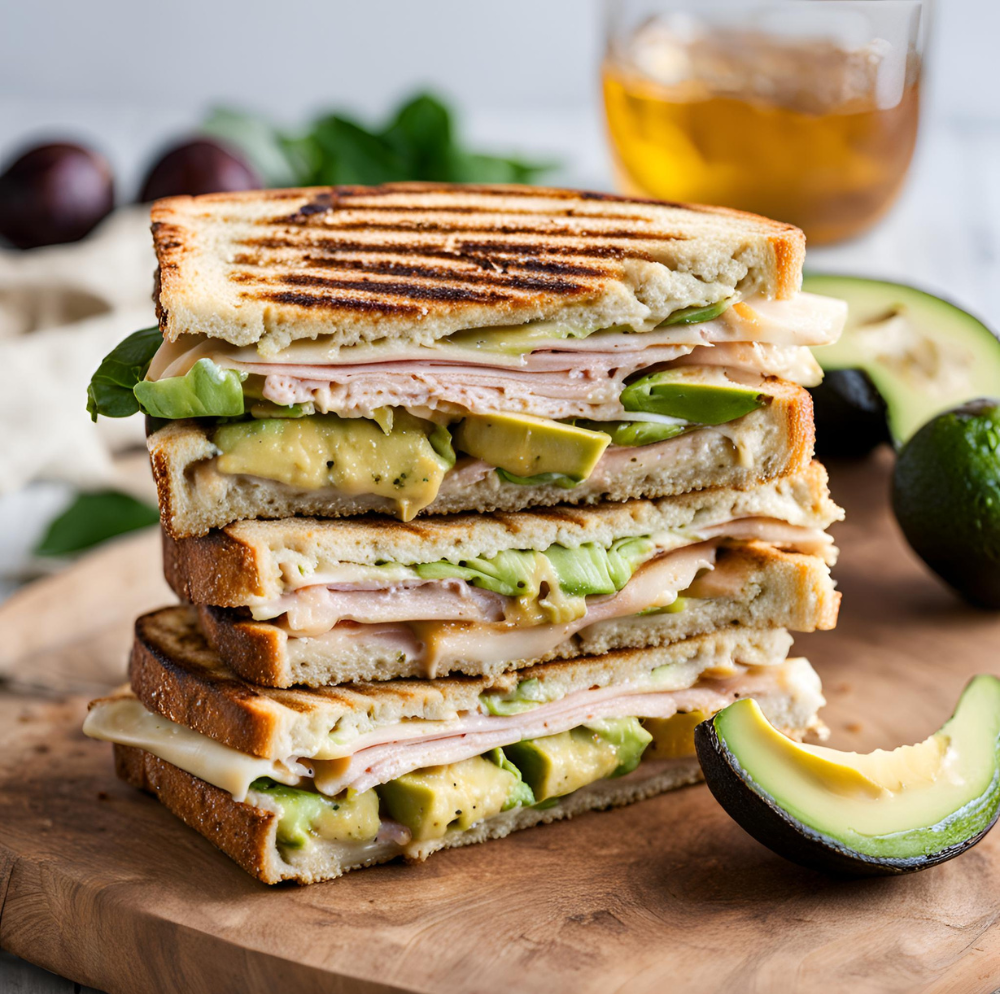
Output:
[{"left": 0, "top": 207, "right": 156, "bottom": 494}]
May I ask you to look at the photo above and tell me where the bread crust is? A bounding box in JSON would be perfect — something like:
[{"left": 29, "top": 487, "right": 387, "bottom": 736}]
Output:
[
  {"left": 115, "top": 744, "right": 278, "bottom": 882},
  {"left": 151, "top": 183, "right": 805, "bottom": 352},
  {"left": 149, "top": 380, "right": 816, "bottom": 540},
  {"left": 114, "top": 743, "right": 707, "bottom": 885}
]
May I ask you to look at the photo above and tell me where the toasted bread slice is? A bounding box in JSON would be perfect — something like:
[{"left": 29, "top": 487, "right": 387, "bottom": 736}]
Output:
[
  {"left": 193, "top": 541, "right": 839, "bottom": 687},
  {"left": 149, "top": 379, "right": 815, "bottom": 538},
  {"left": 163, "top": 460, "right": 840, "bottom": 606},
  {"left": 152, "top": 183, "right": 805, "bottom": 353}
]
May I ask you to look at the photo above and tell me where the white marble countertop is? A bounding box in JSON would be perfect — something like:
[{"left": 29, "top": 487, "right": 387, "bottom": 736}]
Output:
[{"left": 2, "top": 107, "right": 999, "bottom": 991}]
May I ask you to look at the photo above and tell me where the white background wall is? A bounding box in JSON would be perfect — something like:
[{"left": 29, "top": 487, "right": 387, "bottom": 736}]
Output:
[{"left": 1, "top": 0, "right": 996, "bottom": 192}]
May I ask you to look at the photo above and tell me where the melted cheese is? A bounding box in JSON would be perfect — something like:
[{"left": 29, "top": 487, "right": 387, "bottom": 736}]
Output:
[{"left": 82, "top": 697, "right": 296, "bottom": 802}]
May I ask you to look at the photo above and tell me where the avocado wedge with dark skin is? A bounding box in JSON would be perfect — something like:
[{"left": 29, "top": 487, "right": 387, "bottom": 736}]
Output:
[
  {"left": 695, "top": 674, "right": 1000, "bottom": 876},
  {"left": 804, "top": 275, "right": 1000, "bottom": 452}
]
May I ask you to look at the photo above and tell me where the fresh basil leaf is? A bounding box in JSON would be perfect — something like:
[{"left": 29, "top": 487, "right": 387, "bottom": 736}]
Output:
[
  {"left": 34, "top": 490, "right": 160, "bottom": 557},
  {"left": 201, "top": 92, "right": 555, "bottom": 189},
  {"left": 133, "top": 358, "right": 246, "bottom": 419},
  {"left": 86, "top": 327, "right": 162, "bottom": 421}
]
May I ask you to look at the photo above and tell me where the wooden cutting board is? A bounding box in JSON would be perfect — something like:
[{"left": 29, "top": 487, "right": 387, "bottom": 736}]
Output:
[{"left": 2, "top": 452, "right": 1000, "bottom": 994}]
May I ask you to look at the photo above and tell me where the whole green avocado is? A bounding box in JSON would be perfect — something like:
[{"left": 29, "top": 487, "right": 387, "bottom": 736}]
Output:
[{"left": 892, "top": 399, "right": 1000, "bottom": 608}]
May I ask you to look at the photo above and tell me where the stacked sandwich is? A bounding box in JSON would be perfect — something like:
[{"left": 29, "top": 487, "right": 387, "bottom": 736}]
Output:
[{"left": 84, "top": 184, "right": 845, "bottom": 884}]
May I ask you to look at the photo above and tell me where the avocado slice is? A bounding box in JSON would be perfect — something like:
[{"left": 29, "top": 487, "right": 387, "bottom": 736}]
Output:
[
  {"left": 506, "top": 719, "right": 652, "bottom": 802},
  {"left": 644, "top": 710, "right": 707, "bottom": 760},
  {"left": 213, "top": 411, "right": 455, "bottom": 521},
  {"left": 805, "top": 275, "right": 1000, "bottom": 448},
  {"left": 248, "top": 780, "right": 380, "bottom": 849},
  {"left": 620, "top": 368, "right": 766, "bottom": 424},
  {"left": 453, "top": 412, "right": 609, "bottom": 482},
  {"left": 893, "top": 400, "right": 1000, "bottom": 608},
  {"left": 376, "top": 754, "right": 523, "bottom": 842},
  {"left": 695, "top": 675, "right": 1000, "bottom": 875}
]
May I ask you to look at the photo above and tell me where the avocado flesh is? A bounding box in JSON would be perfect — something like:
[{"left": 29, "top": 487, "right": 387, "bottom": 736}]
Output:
[
  {"left": 804, "top": 274, "right": 1000, "bottom": 446},
  {"left": 644, "top": 710, "right": 707, "bottom": 760},
  {"left": 506, "top": 719, "right": 652, "bottom": 802},
  {"left": 620, "top": 368, "right": 766, "bottom": 424},
  {"left": 249, "top": 780, "right": 380, "bottom": 849},
  {"left": 376, "top": 755, "right": 520, "bottom": 842},
  {"left": 453, "top": 412, "right": 609, "bottom": 481},
  {"left": 700, "top": 675, "right": 1000, "bottom": 871},
  {"left": 213, "top": 412, "right": 454, "bottom": 521}
]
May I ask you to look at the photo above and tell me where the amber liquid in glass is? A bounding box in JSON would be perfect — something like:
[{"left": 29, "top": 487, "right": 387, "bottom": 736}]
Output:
[{"left": 603, "top": 39, "right": 921, "bottom": 244}]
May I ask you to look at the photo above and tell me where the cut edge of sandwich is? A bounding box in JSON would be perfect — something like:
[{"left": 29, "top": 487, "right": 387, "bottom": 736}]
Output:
[{"left": 148, "top": 379, "right": 815, "bottom": 540}]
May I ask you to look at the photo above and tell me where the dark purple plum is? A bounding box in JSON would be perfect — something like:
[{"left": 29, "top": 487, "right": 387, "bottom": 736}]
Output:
[
  {"left": 138, "top": 139, "right": 260, "bottom": 202},
  {"left": 0, "top": 142, "right": 115, "bottom": 249}
]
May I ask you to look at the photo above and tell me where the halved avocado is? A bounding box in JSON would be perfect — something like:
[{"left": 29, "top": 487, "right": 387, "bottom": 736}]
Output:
[
  {"left": 805, "top": 274, "right": 1000, "bottom": 449},
  {"left": 695, "top": 674, "right": 1000, "bottom": 876}
]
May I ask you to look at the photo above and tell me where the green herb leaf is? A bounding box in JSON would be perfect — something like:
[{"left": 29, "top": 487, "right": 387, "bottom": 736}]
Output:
[
  {"left": 86, "top": 327, "right": 162, "bottom": 421},
  {"left": 202, "top": 92, "right": 554, "bottom": 189},
  {"left": 34, "top": 490, "right": 160, "bottom": 557}
]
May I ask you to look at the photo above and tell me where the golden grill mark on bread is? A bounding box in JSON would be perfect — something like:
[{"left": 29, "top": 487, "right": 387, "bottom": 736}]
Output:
[{"left": 151, "top": 183, "right": 805, "bottom": 351}]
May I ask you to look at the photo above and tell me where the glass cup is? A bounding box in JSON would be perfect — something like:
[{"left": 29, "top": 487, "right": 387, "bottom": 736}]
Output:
[{"left": 602, "top": 0, "right": 925, "bottom": 244}]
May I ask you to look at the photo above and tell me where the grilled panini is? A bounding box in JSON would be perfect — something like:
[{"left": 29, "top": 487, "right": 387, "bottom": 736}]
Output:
[{"left": 85, "top": 609, "right": 824, "bottom": 884}]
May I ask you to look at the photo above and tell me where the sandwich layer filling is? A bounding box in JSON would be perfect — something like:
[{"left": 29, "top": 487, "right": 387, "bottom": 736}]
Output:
[
  {"left": 91, "top": 290, "right": 841, "bottom": 520},
  {"left": 233, "top": 526, "right": 831, "bottom": 668},
  {"left": 87, "top": 657, "right": 823, "bottom": 858}
]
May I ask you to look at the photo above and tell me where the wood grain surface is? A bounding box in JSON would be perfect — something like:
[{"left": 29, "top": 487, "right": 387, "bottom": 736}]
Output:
[{"left": 2, "top": 452, "right": 1000, "bottom": 994}]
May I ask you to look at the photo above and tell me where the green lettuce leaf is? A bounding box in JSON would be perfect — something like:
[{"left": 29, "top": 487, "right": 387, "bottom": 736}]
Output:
[
  {"left": 495, "top": 468, "right": 581, "bottom": 488},
  {"left": 479, "top": 678, "right": 547, "bottom": 717},
  {"left": 86, "top": 327, "right": 163, "bottom": 421},
  {"left": 415, "top": 536, "right": 656, "bottom": 601},
  {"left": 543, "top": 537, "right": 655, "bottom": 597},
  {"left": 486, "top": 747, "right": 536, "bottom": 809},
  {"left": 415, "top": 549, "right": 542, "bottom": 597},
  {"left": 132, "top": 358, "right": 247, "bottom": 419}
]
